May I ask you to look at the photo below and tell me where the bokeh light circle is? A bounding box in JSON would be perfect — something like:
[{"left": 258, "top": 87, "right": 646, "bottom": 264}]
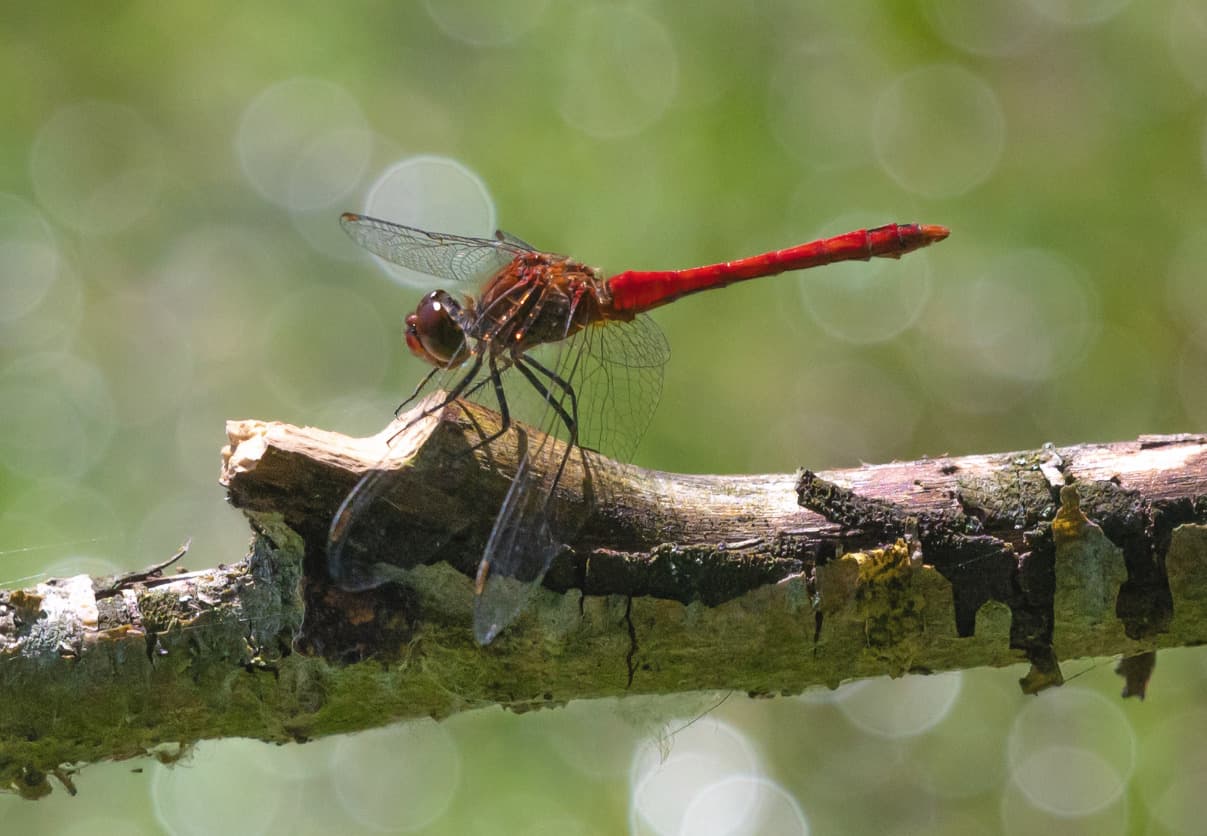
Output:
[
  {"left": 0, "top": 238, "right": 61, "bottom": 323},
  {"left": 236, "top": 77, "right": 371, "bottom": 211},
  {"left": 873, "top": 65, "right": 1005, "bottom": 199},
  {"left": 0, "top": 352, "right": 115, "bottom": 480},
  {"left": 680, "top": 775, "right": 809, "bottom": 836},
  {"left": 152, "top": 739, "right": 296, "bottom": 836},
  {"left": 330, "top": 719, "right": 461, "bottom": 832},
  {"left": 1006, "top": 687, "right": 1135, "bottom": 816},
  {"left": 0, "top": 193, "right": 61, "bottom": 324},
  {"left": 288, "top": 127, "right": 374, "bottom": 211},
  {"left": 923, "top": 0, "right": 1046, "bottom": 56},
  {"left": 629, "top": 717, "right": 761, "bottom": 836},
  {"left": 423, "top": 0, "right": 550, "bottom": 46},
  {"left": 557, "top": 5, "right": 678, "bottom": 139},
  {"left": 0, "top": 194, "right": 82, "bottom": 355},
  {"left": 999, "top": 776, "right": 1127, "bottom": 835},
  {"left": 919, "top": 247, "right": 1098, "bottom": 387},
  {"left": 29, "top": 100, "right": 165, "bottom": 236},
  {"left": 1134, "top": 708, "right": 1207, "bottom": 832},
  {"left": 354, "top": 155, "right": 497, "bottom": 287},
  {"left": 1012, "top": 745, "right": 1124, "bottom": 817},
  {"left": 834, "top": 672, "right": 963, "bottom": 739}
]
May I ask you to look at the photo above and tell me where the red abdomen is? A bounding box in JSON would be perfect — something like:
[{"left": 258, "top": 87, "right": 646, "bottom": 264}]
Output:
[{"left": 604, "top": 223, "right": 948, "bottom": 315}]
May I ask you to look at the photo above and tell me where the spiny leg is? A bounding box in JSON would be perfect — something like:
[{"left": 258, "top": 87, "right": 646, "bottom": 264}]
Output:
[
  {"left": 520, "top": 354, "right": 587, "bottom": 458},
  {"left": 394, "top": 365, "right": 442, "bottom": 417},
  {"left": 463, "top": 352, "right": 515, "bottom": 454},
  {"left": 519, "top": 353, "right": 595, "bottom": 506},
  {"left": 513, "top": 358, "right": 579, "bottom": 449},
  {"left": 388, "top": 351, "right": 485, "bottom": 445},
  {"left": 512, "top": 357, "right": 581, "bottom": 507}
]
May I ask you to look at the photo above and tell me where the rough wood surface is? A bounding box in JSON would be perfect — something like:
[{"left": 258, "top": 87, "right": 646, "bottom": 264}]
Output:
[{"left": 2, "top": 398, "right": 1206, "bottom": 797}]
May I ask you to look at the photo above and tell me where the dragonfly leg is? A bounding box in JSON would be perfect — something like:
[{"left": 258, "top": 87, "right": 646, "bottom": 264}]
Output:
[
  {"left": 463, "top": 353, "right": 515, "bottom": 455},
  {"left": 394, "top": 366, "right": 442, "bottom": 417},
  {"left": 512, "top": 357, "right": 583, "bottom": 505},
  {"left": 515, "top": 355, "right": 580, "bottom": 446},
  {"left": 518, "top": 354, "right": 598, "bottom": 507},
  {"left": 387, "top": 351, "right": 485, "bottom": 446},
  {"left": 513, "top": 358, "right": 578, "bottom": 448}
]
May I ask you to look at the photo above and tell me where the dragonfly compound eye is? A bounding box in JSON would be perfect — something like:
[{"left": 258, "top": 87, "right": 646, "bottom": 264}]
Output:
[{"left": 405, "top": 290, "right": 469, "bottom": 367}]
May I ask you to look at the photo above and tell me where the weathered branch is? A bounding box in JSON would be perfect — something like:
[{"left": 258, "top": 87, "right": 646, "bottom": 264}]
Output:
[{"left": 3, "top": 395, "right": 1206, "bottom": 797}]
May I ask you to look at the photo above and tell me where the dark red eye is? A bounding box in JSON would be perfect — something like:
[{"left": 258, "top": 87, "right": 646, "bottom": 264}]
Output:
[{"left": 405, "top": 290, "right": 468, "bottom": 367}]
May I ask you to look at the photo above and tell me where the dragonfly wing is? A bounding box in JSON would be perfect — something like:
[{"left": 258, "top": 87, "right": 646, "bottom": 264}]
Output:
[
  {"left": 495, "top": 229, "right": 540, "bottom": 251},
  {"left": 471, "top": 316, "right": 670, "bottom": 643},
  {"left": 472, "top": 431, "right": 564, "bottom": 645},
  {"left": 326, "top": 371, "right": 485, "bottom": 592},
  {"left": 328, "top": 466, "right": 413, "bottom": 590},
  {"left": 567, "top": 313, "right": 669, "bottom": 462},
  {"left": 470, "top": 331, "right": 591, "bottom": 644},
  {"left": 341, "top": 213, "right": 532, "bottom": 284}
]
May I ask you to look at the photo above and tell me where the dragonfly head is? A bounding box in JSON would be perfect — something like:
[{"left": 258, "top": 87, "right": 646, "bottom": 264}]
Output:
[{"left": 405, "top": 290, "right": 471, "bottom": 368}]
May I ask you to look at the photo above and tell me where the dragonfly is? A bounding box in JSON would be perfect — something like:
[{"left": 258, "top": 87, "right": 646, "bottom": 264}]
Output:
[{"left": 329, "top": 211, "right": 949, "bottom": 644}]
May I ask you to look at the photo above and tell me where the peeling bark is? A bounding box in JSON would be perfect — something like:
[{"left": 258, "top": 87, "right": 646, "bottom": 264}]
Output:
[{"left": 2, "top": 399, "right": 1206, "bottom": 798}]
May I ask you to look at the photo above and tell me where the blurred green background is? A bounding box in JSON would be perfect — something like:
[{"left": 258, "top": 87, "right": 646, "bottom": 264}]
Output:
[{"left": 4, "top": 0, "right": 1207, "bottom": 832}]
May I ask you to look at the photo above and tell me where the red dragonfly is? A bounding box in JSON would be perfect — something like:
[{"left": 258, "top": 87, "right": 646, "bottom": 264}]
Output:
[{"left": 330, "top": 212, "right": 948, "bottom": 644}]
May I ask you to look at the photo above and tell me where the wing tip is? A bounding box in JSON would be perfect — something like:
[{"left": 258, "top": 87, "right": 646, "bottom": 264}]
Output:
[{"left": 474, "top": 618, "right": 503, "bottom": 646}]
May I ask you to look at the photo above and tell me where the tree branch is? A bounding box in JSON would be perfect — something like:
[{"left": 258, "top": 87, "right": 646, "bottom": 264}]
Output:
[{"left": 3, "top": 395, "right": 1206, "bottom": 797}]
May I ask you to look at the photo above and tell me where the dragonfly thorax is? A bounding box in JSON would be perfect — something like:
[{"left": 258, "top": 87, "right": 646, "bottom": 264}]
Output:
[
  {"left": 471, "top": 256, "right": 607, "bottom": 356},
  {"left": 405, "top": 289, "right": 471, "bottom": 368}
]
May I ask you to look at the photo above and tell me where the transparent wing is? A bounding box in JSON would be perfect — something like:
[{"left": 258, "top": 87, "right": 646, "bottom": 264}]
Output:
[
  {"left": 326, "top": 352, "right": 496, "bottom": 592},
  {"left": 571, "top": 313, "right": 670, "bottom": 462},
  {"left": 472, "top": 431, "right": 563, "bottom": 644},
  {"left": 496, "top": 229, "right": 539, "bottom": 251},
  {"left": 472, "top": 315, "right": 669, "bottom": 644},
  {"left": 340, "top": 212, "right": 534, "bottom": 284}
]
